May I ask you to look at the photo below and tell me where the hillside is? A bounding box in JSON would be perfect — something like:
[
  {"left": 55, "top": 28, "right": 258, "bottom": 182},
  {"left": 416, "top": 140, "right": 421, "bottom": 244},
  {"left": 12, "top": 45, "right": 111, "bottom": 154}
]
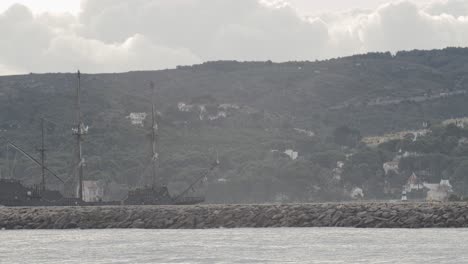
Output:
[{"left": 1, "top": 47, "right": 468, "bottom": 203}]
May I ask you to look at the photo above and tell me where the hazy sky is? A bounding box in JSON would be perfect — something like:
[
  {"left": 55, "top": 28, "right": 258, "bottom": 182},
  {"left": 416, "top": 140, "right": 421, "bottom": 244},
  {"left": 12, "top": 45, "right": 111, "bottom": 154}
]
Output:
[
  {"left": 0, "top": 0, "right": 81, "bottom": 14},
  {"left": 0, "top": 0, "right": 431, "bottom": 14},
  {"left": 1, "top": 0, "right": 468, "bottom": 75},
  {"left": 289, "top": 0, "right": 430, "bottom": 14}
]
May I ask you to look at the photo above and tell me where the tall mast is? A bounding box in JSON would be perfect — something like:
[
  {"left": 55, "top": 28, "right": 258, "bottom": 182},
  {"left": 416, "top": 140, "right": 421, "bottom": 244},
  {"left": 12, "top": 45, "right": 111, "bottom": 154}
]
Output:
[
  {"left": 150, "top": 81, "right": 159, "bottom": 188},
  {"left": 6, "top": 144, "right": 10, "bottom": 178},
  {"left": 39, "top": 117, "right": 46, "bottom": 191},
  {"left": 73, "top": 70, "right": 86, "bottom": 200}
]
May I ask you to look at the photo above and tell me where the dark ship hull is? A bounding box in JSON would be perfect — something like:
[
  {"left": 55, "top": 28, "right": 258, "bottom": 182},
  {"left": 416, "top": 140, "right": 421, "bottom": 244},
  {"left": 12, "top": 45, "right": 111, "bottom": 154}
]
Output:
[
  {"left": 0, "top": 179, "right": 204, "bottom": 207},
  {"left": 0, "top": 179, "right": 121, "bottom": 207},
  {"left": 0, "top": 178, "right": 65, "bottom": 206},
  {"left": 123, "top": 162, "right": 218, "bottom": 206},
  {"left": 124, "top": 186, "right": 205, "bottom": 205}
]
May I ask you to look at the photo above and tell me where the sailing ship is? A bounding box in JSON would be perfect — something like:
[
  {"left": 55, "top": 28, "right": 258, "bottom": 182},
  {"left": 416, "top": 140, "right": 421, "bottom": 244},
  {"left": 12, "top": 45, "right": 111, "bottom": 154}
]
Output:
[
  {"left": 124, "top": 81, "right": 218, "bottom": 205},
  {"left": 0, "top": 71, "right": 217, "bottom": 206},
  {"left": 0, "top": 136, "right": 77, "bottom": 206}
]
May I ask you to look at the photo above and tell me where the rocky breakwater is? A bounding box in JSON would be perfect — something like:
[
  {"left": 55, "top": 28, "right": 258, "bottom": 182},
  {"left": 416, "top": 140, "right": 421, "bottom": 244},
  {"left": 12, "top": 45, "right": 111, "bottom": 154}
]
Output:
[{"left": 1, "top": 202, "right": 468, "bottom": 229}]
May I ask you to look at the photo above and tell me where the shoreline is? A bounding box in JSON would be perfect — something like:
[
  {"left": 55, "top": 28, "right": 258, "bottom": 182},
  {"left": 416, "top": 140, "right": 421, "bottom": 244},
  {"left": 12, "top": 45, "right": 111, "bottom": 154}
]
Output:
[{"left": 1, "top": 202, "right": 467, "bottom": 230}]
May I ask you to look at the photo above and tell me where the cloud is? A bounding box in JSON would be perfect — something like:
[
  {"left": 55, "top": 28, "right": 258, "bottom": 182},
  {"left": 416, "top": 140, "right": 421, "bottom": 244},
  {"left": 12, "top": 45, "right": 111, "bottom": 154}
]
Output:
[
  {"left": 0, "top": 2, "right": 202, "bottom": 74},
  {"left": 43, "top": 34, "right": 201, "bottom": 72},
  {"left": 78, "top": 0, "right": 329, "bottom": 60},
  {"left": 1, "top": 0, "right": 468, "bottom": 75},
  {"left": 0, "top": 4, "right": 52, "bottom": 69},
  {"left": 357, "top": 1, "right": 468, "bottom": 52},
  {"left": 424, "top": 0, "right": 468, "bottom": 17}
]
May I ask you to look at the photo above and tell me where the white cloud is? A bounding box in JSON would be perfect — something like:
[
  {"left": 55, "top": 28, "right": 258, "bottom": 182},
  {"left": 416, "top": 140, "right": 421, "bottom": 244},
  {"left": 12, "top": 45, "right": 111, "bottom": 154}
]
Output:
[
  {"left": 0, "top": 0, "right": 81, "bottom": 15},
  {"left": 0, "top": 4, "right": 52, "bottom": 69},
  {"left": 1, "top": 0, "right": 468, "bottom": 75},
  {"left": 43, "top": 34, "right": 201, "bottom": 72},
  {"left": 424, "top": 0, "right": 468, "bottom": 17},
  {"left": 0, "top": 3, "right": 201, "bottom": 74},
  {"left": 357, "top": 1, "right": 468, "bottom": 52}
]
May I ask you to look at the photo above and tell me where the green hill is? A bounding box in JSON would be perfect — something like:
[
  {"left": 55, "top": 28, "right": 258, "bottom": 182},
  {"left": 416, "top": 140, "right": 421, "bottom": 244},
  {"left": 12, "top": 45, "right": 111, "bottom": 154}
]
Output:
[{"left": 2, "top": 47, "right": 468, "bottom": 202}]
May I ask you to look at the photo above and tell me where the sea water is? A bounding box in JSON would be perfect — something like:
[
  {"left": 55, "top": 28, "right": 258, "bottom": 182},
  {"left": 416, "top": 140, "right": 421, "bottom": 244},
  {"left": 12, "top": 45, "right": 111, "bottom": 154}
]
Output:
[{"left": 1, "top": 228, "right": 467, "bottom": 264}]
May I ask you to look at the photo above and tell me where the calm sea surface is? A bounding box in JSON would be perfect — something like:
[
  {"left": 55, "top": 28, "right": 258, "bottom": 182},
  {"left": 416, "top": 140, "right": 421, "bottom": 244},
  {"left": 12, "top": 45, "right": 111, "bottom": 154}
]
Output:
[{"left": 1, "top": 228, "right": 467, "bottom": 264}]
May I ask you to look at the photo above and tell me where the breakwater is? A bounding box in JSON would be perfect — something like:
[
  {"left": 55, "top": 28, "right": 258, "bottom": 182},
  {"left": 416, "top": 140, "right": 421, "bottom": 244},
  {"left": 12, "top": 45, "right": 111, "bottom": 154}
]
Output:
[{"left": 1, "top": 202, "right": 468, "bottom": 229}]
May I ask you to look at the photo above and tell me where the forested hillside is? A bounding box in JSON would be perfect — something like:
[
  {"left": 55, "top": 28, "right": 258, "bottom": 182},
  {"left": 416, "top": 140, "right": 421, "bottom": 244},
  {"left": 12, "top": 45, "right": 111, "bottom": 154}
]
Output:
[{"left": 2, "top": 47, "right": 468, "bottom": 202}]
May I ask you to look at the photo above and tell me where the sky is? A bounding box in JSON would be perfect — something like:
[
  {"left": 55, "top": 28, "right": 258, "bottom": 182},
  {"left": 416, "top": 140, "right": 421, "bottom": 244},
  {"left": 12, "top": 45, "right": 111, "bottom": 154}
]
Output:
[
  {"left": 1, "top": 0, "right": 468, "bottom": 75},
  {"left": 289, "top": 0, "right": 430, "bottom": 14},
  {"left": 0, "top": 0, "right": 431, "bottom": 15},
  {"left": 0, "top": 0, "right": 81, "bottom": 14}
]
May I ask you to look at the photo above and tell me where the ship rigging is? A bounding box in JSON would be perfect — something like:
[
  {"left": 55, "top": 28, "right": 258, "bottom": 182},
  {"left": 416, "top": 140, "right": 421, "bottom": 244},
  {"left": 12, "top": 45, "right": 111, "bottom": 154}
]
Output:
[{"left": 0, "top": 71, "right": 217, "bottom": 206}]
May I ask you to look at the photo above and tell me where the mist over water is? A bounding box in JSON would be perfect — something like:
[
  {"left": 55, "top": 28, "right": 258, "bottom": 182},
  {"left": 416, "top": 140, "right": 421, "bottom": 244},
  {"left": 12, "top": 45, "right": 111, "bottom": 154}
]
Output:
[{"left": 1, "top": 228, "right": 468, "bottom": 264}]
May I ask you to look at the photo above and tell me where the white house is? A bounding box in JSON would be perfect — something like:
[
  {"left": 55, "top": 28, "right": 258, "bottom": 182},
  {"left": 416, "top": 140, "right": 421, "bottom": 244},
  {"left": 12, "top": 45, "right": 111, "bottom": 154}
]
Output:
[
  {"left": 404, "top": 173, "right": 454, "bottom": 202},
  {"left": 81, "top": 181, "right": 104, "bottom": 202},
  {"left": 350, "top": 187, "right": 364, "bottom": 199},
  {"left": 126, "top": 112, "right": 147, "bottom": 126},
  {"left": 425, "top": 179, "right": 453, "bottom": 202},
  {"left": 404, "top": 173, "right": 425, "bottom": 192},
  {"left": 284, "top": 149, "right": 299, "bottom": 160},
  {"left": 383, "top": 161, "right": 399, "bottom": 175}
]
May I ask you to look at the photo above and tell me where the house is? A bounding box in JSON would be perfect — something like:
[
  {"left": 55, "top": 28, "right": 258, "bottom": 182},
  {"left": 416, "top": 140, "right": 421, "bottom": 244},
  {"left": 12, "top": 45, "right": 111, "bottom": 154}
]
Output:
[
  {"left": 403, "top": 173, "right": 426, "bottom": 200},
  {"left": 332, "top": 161, "right": 344, "bottom": 182},
  {"left": 383, "top": 161, "right": 399, "bottom": 175},
  {"left": 284, "top": 149, "right": 299, "bottom": 160},
  {"left": 442, "top": 117, "right": 468, "bottom": 129},
  {"left": 425, "top": 179, "right": 453, "bottom": 202},
  {"left": 82, "top": 180, "right": 105, "bottom": 202},
  {"left": 403, "top": 173, "right": 454, "bottom": 202},
  {"left": 350, "top": 187, "right": 364, "bottom": 199},
  {"left": 337, "top": 161, "right": 345, "bottom": 169},
  {"left": 126, "top": 112, "right": 147, "bottom": 126},
  {"left": 405, "top": 173, "right": 425, "bottom": 192},
  {"left": 294, "top": 128, "right": 315, "bottom": 137}
]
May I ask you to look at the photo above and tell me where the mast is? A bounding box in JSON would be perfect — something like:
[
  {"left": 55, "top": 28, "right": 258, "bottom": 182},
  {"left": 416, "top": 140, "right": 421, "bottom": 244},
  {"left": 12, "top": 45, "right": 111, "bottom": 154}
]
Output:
[
  {"left": 150, "top": 81, "right": 159, "bottom": 188},
  {"left": 39, "top": 117, "right": 46, "bottom": 191},
  {"left": 73, "top": 70, "right": 86, "bottom": 200},
  {"left": 0, "top": 135, "right": 64, "bottom": 183},
  {"left": 173, "top": 158, "right": 219, "bottom": 202},
  {"left": 6, "top": 144, "right": 10, "bottom": 178}
]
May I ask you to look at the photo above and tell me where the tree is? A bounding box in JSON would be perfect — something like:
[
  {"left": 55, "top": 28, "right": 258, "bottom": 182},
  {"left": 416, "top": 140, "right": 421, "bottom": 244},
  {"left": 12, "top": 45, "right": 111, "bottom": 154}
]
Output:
[
  {"left": 310, "top": 150, "right": 345, "bottom": 169},
  {"left": 333, "top": 126, "right": 362, "bottom": 147},
  {"left": 342, "top": 149, "right": 385, "bottom": 195},
  {"left": 452, "top": 160, "right": 468, "bottom": 196}
]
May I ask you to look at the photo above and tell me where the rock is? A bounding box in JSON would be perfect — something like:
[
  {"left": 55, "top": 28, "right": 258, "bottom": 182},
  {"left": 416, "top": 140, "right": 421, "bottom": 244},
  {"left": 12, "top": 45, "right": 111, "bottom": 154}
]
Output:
[
  {"left": 363, "top": 217, "right": 375, "bottom": 225},
  {"left": 357, "top": 211, "right": 367, "bottom": 218},
  {"left": 130, "top": 219, "right": 145, "bottom": 229},
  {"left": 404, "top": 216, "right": 419, "bottom": 226},
  {"left": 271, "top": 214, "right": 283, "bottom": 220},
  {"left": 456, "top": 216, "right": 466, "bottom": 225},
  {"left": 1, "top": 203, "right": 468, "bottom": 229},
  {"left": 64, "top": 222, "right": 78, "bottom": 229},
  {"left": 332, "top": 211, "right": 343, "bottom": 225}
]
